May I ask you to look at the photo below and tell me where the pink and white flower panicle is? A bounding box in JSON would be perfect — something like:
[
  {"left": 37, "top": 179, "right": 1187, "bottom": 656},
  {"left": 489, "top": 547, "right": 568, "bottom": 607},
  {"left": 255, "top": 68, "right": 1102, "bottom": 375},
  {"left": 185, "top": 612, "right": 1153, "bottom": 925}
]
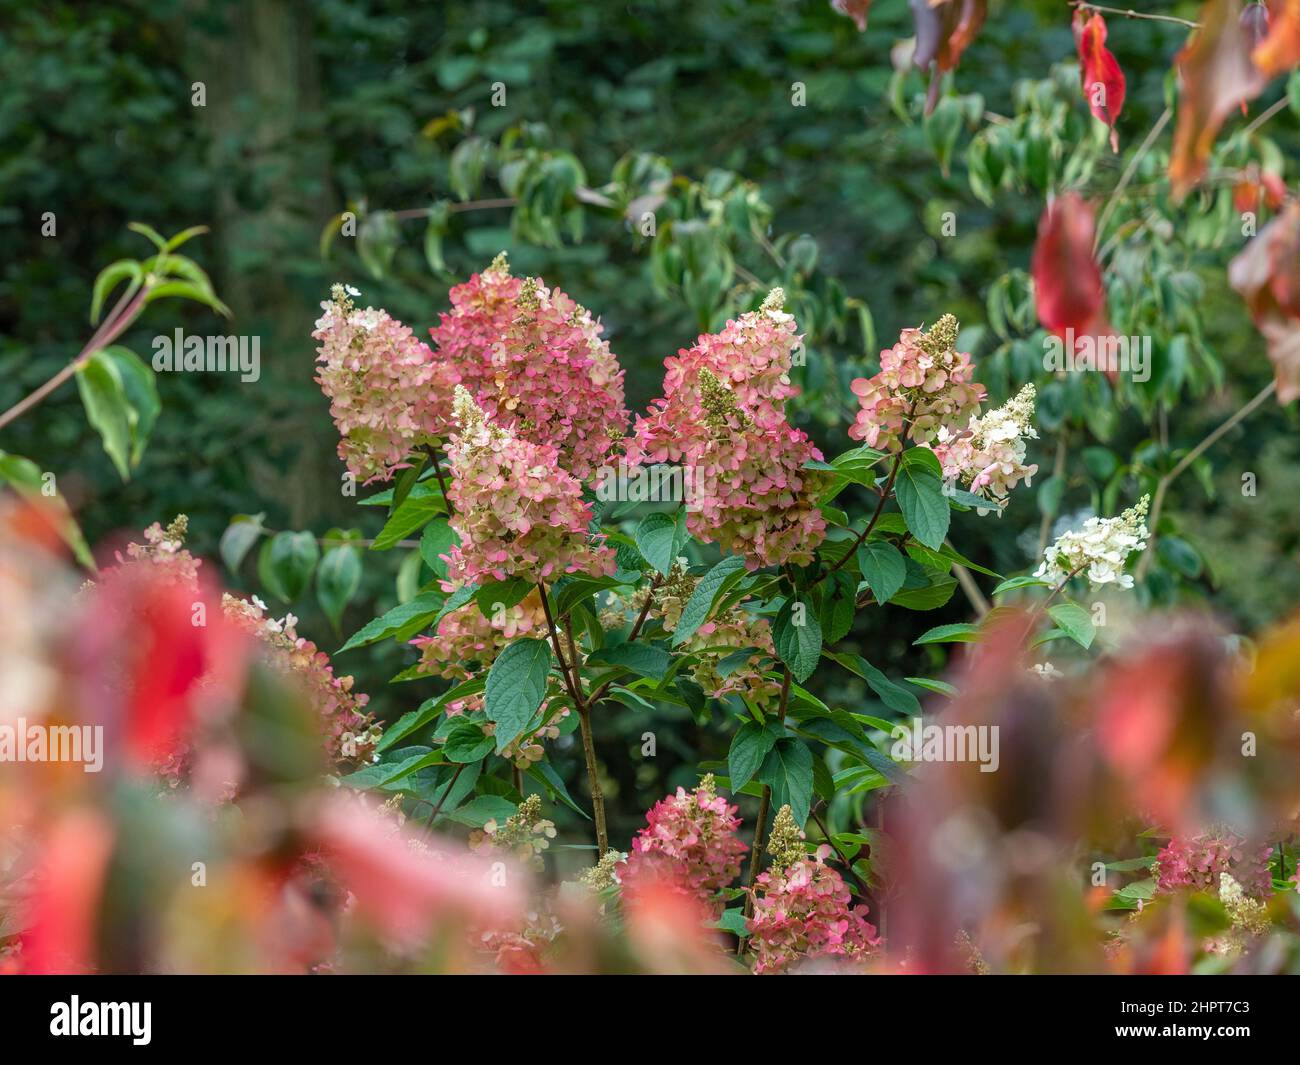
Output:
[
  {"left": 848, "top": 314, "right": 986, "bottom": 453},
  {"left": 443, "top": 385, "right": 614, "bottom": 584},
  {"left": 746, "top": 805, "right": 880, "bottom": 974},
  {"left": 930, "top": 383, "right": 1039, "bottom": 509},
  {"left": 629, "top": 289, "right": 828, "bottom": 568},
  {"left": 313, "top": 284, "right": 457, "bottom": 484},
  {"left": 617, "top": 773, "right": 747, "bottom": 915},
  {"left": 429, "top": 254, "right": 630, "bottom": 481}
]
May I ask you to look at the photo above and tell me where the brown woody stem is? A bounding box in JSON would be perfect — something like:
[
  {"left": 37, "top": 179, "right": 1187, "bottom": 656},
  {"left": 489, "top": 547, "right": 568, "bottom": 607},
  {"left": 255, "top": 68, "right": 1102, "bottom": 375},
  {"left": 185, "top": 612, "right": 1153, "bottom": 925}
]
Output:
[
  {"left": 536, "top": 581, "right": 607, "bottom": 853},
  {"left": 737, "top": 667, "right": 792, "bottom": 952}
]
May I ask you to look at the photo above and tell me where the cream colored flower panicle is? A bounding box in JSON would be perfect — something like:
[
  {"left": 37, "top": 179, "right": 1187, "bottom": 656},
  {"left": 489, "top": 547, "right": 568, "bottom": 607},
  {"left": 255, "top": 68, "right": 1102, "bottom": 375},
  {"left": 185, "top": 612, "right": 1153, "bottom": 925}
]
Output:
[
  {"left": 765, "top": 804, "right": 807, "bottom": 874},
  {"left": 1035, "top": 495, "right": 1150, "bottom": 590},
  {"left": 931, "top": 383, "right": 1039, "bottom": 508},
  {"left": 1220, "top": 873, "right": 1270, "bottom": 936},
  {"left": 579, "top": 849, "right": 627, "bottom": 892},
  {"left": 450, "top": 383, "right": 506, "bottom": 449}
]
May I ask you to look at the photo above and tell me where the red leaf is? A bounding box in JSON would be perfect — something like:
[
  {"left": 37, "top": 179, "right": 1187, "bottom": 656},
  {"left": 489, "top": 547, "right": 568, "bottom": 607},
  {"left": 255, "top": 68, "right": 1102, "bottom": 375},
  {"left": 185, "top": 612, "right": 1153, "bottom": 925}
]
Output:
[
  {"left": 1254, "top": 0, "right": 1300, "bottom": 76},
  {"left": 1232, "top": 163, "right": 1287, "bottom": 213},
  {"left": 1031, "top": 192, "right": 1110, "bottom": 344},
  {"left": 1169, "top": 0, "right": 1267, "bottom": 201},
  {"left": 830, "top": 0, "right": 873, "bottom": 32},
  {"left": 1073, "top": 11, "right": 1126, "bottom": 151},
  {"left": 911, "top": 0, "right": 988, "bottom": 114},
  {"left": 1230, "top": 200, "right": 1300, "bottom": 402},
  {"left": 18, "top": 810, "right": 115, "bottom": 974},
  {"left": 1263, "top": 169, "right": 1289, "bottom": 206}
]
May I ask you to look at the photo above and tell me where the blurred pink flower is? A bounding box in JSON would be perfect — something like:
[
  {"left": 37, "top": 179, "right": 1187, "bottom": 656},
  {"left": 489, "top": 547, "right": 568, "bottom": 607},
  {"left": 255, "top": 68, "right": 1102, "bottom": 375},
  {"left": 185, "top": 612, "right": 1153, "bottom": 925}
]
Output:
[
  {"left": 621, "top": 873, "right": 735, "bottom": 974},
  {"left": 17, "top": 809, "right": 115, "bottom": 974},
  {"left": 92, "top": 519, "right": 372, "bottom": 774},
  {"left": 312, "top": 798, "right": 528, "bottom": 949},
  {"left": 619, "top": 774, "right": 746, "bottom": 915},
  {"left": 83, "top": 546, "right": 247, "bottom": 774}
]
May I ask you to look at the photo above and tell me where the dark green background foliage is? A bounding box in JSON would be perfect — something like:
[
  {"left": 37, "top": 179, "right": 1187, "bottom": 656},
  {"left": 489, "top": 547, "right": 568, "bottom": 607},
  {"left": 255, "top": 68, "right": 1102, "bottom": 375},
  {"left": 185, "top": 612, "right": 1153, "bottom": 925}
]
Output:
[{"left": 3, "top": 0, "right": 1296, "bottom": 846}]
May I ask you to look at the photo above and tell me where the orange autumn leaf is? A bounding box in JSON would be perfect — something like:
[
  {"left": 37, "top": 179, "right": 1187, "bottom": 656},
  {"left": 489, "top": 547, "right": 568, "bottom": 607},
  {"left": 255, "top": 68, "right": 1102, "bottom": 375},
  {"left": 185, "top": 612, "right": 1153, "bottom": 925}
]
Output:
[
  {"left": 1073, "top": 10, "right": 1126, "bottom": 151},
  {"left": 1239, "top": 614, "right": 1300, "bottom": 715},
  {"left": 1254, "top": 0, "right": 1300, "bottom": 76},
  {"left": 1169, "top": 0, "right": 1267, "bottom": 201},
  {"left": 1232, "top": 164, "right": 1287, "bottom": 213}
]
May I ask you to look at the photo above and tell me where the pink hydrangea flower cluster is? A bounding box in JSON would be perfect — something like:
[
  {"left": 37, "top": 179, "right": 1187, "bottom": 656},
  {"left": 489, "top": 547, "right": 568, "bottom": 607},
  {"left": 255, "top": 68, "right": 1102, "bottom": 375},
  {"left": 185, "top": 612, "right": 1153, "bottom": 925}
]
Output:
[
  {"left": 314, "top": 284, "right": 459, "bottom": 484},
  {"left": 628, "top": 290, "right": 827, "bottom": 568},
  {"left": 686, "top": 610, "right": 781, "bottom": 706},
  {"left": 411, "top": 589, "right": 548, "bottom": 683},
  {"left": 747, "top": 844, "right": 881, "bottom": 974},
  {"left": 223, "top": 594, "right": 381, "bottom": 766},
  {"left": 618, "top": 774, "right": 747, "bottom": 916},
  {"left": 429, "top": 254, "right": 629, "bottom": 481},
  {"left": 928, "top": 383, "right": 1039, "bottom": 508},
  {"left": 848, "top": 314, "right": 986, "bottom": 452},
  {"left": 444, "top": 386, "right": 615, "bottom": 584},
  {"left": 1154, "top": 831, "right": 1274, "bottom": 898}
]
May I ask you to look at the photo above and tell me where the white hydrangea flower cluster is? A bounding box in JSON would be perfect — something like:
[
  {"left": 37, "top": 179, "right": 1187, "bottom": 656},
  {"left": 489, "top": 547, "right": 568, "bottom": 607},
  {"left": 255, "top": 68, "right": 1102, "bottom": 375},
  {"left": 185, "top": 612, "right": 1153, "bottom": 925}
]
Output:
[
  {"left": 931, "top": 383, "right": 1038, "bottom": 509},
  {"left": 1034, "top": 495, "right": 1150, "bottom": 590},
  {"left": 1219, "top": 873, "right": 1269, "bottom": 936}
]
